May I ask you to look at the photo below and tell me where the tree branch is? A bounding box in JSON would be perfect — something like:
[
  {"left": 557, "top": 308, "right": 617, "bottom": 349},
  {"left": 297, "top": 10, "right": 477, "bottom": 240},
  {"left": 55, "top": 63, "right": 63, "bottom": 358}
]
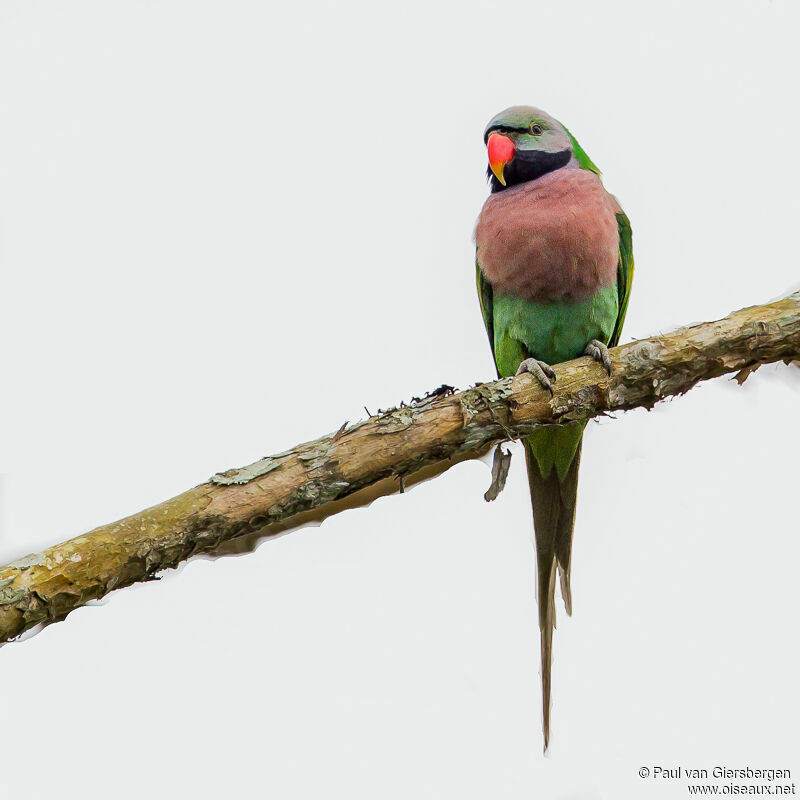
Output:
[{"left": 2, "top": 291, "right": 799, "bottom": 644}]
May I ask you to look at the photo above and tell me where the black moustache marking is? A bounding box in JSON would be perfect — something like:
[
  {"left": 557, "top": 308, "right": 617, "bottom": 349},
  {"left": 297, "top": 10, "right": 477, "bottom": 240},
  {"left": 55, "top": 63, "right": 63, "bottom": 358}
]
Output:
[{"left": 488, "top": 147, "right": 572, "bottom": 193}]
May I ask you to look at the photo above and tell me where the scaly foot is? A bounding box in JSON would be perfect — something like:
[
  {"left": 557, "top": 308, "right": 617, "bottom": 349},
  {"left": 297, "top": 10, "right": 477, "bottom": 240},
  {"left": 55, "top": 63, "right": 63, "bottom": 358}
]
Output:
[
  {"left": 516, "top": 358, "right": 556, "bottom": 394},
  {"left": 584, "top": 339, "right": 612, "bottom": 375}
]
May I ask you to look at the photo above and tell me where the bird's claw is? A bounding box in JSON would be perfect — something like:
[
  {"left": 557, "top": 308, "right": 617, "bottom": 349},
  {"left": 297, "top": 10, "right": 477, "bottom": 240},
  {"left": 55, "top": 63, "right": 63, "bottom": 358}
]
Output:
[
  {"left": 584, "top": 339, "right": 612, "bottom": 375},
  {"left": 516, "top": 358, "right": 556, "bottom": 394}
]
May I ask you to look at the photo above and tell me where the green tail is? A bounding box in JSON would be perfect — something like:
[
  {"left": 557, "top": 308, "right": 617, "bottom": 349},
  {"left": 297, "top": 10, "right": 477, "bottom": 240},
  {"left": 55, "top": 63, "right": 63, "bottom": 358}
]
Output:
[{"left": 524, "top": 421, "right": 585, "bottom": 750}]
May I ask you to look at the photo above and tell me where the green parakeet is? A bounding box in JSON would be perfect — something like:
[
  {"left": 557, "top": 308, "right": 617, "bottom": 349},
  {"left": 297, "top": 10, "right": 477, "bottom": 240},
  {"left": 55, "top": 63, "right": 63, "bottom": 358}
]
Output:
[{"left": 474, "top": 106, "right": 634, "bottom": 749}]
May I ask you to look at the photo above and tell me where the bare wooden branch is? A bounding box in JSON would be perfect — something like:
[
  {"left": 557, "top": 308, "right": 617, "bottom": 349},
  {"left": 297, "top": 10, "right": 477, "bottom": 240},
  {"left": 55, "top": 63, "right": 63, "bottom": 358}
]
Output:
[{"left": 2, "top": 291, "right": 799, "bottom": 644}]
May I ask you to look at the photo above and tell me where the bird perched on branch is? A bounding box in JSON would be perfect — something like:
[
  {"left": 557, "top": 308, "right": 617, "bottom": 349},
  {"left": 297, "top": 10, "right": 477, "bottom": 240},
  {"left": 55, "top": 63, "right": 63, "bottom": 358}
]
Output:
[{"left": 475, "top": 106, "right": 634, "bottom": 750}]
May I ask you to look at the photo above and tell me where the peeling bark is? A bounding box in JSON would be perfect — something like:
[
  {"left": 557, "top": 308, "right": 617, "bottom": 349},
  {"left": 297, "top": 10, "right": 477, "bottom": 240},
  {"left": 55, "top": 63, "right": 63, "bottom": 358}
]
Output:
[
  {"left": 484, "top": 444, "right": 513, "bottom": 502},
  {"left": 1, "top": 292, "right": 799, "bottom": 644}
]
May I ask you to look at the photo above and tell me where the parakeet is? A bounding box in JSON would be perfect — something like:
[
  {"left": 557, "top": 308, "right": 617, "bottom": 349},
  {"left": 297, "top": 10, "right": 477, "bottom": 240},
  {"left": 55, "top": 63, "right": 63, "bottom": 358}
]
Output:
[{"left": 475, "top": 106, "right": 634, "bottom": 750}]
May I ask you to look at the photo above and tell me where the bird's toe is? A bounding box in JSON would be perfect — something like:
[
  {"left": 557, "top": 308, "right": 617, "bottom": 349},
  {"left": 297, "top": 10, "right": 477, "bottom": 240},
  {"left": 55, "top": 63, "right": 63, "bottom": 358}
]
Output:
[
  {"left": 516, "top": 358, "right": 556, "bottom": 394},
  {"left": 584, "top": 339, "right": 612, "bottom": 375}
]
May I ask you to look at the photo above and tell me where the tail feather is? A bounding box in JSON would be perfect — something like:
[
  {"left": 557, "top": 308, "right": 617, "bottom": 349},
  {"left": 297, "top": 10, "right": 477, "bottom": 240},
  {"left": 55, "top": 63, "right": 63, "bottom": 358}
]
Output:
[
  {"left": 524, "top": 435, "right": 583, "bottom": 751},
  {"left": 554, "top": 442, "right": 582, "bottom": 618}
]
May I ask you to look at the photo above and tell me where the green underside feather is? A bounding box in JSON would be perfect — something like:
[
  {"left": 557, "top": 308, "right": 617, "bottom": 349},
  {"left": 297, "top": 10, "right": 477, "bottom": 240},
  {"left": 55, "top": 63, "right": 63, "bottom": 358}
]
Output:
[
  {"left": 492, "top": 286, "right": 619, "bottom": 377},
  {"left": 491, "top": 286, "right": 617, "bottom": 481}
]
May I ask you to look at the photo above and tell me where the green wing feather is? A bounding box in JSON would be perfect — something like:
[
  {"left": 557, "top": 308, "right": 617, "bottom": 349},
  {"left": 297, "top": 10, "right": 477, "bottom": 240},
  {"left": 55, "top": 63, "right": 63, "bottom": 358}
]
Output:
[
  {"left": 610, "top": 210, "right": 634, "bottom": 347},
  {"left": 476, "top": 260, "right": 497, "bottom": 370}
]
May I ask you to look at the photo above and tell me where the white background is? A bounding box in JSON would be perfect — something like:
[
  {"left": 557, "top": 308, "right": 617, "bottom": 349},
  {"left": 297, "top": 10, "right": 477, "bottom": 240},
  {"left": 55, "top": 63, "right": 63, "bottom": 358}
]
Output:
[{"left": 1, "top": 1, "right": 798, "bottom": 797}]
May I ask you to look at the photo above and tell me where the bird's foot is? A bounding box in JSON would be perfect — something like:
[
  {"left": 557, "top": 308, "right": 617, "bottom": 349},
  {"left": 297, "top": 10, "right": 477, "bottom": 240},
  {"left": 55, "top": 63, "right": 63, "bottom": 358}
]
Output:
[
  {"left": 584, "top": 339, "right": 612, "bottom": 375},
  {"left": 516, "top": 358, "right": 556, "bottom": 394}
]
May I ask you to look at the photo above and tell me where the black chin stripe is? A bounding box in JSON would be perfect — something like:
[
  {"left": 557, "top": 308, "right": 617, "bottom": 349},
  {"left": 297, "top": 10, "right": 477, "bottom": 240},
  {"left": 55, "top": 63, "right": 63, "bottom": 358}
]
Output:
[{"left": 488, "top": 148, "right": 572, "bottom": 193}]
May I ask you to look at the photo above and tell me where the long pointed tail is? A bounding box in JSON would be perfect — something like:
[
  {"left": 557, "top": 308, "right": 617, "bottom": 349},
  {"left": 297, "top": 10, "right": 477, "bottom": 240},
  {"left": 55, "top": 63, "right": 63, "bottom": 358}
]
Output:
[{"left": 523, "top": 429, "right": 583, "bottom": 751}]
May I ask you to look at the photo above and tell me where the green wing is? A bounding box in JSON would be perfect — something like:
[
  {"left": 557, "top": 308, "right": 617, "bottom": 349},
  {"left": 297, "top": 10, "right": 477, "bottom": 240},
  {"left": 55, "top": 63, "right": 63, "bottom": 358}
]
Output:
[
  {"left": 610, "top": 210, "right": 634, "bottom": 347},
  {"left": 476, "top": 259, "right": 497, "bottom": 367}
]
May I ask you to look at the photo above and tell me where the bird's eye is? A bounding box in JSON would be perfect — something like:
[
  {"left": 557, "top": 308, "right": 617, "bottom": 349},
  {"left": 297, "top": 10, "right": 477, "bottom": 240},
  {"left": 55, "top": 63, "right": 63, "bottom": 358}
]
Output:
[{"left": 530, "top": 124, "right": 543, "bottom": 135}]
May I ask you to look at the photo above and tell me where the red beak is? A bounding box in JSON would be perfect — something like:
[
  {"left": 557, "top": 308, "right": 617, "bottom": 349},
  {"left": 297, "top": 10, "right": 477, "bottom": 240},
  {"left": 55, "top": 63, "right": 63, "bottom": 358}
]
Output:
[{"left": 487, "top": 133, "right": 515, "bottom": 186}]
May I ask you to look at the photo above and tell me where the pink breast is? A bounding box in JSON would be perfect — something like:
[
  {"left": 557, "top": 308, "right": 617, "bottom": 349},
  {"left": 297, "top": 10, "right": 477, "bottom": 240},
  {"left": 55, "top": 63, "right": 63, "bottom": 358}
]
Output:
[{"left": 475, "top": 168, "right": 621, "bottom": 302}]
